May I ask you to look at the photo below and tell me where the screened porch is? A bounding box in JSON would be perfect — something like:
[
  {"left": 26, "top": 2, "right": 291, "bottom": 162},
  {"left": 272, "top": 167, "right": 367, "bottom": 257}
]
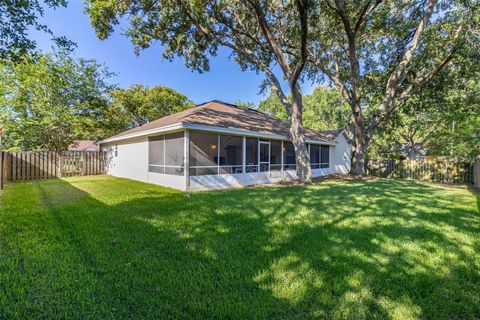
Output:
[{"left": 147, "top": 130, "right": 331, "bottom": 177}]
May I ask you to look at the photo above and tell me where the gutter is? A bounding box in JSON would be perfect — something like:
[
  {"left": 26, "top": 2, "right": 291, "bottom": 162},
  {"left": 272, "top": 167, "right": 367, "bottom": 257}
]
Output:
[{"left": 101, "top": 123, "right": 337, "bottom": 146}]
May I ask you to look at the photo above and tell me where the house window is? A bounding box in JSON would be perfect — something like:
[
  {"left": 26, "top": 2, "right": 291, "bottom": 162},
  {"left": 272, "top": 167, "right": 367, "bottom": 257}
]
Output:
[
  {"left": 270, "top": 140, "right": 282, "bottom": 171},
  {"left": 283, "top": 142, "right": 296, "bottom": 170},
  {"left": 321, "top": 145, "right": 330, "bottom": 168},
  {"left": 219, "top": 135, "right": 243, "bottom": 174},
  {"left": 189, "top": 132, "right": 218, "bottom": 176},
  {"left": 245, "top": 138, "right": 258, "bottom": 172},
  {"left": 148, "top": 133, "right": 184, "bottom": 175},
  {"left": 309, "top": 144, "right": 320, "bottom": 169},
  {"left": 148, "top": 135, "right": 165, "bottom": 173},
  {"left": 115, "top": 145, "right": 118, "bottom": 157}
]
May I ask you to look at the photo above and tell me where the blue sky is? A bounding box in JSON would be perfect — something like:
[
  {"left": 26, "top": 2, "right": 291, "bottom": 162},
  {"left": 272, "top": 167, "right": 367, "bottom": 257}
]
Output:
[{"left": 30, "top": 0, "right": 315, "bottom": 105}]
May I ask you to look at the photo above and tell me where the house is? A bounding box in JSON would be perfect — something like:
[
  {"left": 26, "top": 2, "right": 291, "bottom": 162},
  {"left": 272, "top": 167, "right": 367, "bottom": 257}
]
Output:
[
  {"left": 69, "top": 140, "right": 100, "bottom": 151},
  {"left": 101, "top": 100, "right": 351, "bottom": 191}
]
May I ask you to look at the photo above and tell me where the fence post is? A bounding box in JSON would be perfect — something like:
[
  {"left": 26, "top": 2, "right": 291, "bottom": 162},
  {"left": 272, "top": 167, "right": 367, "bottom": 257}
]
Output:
[
  {"left": 474, "top": 157, "right": 480, "bottom": 189},
  {"left": 58, "top": 152, "right": 62, "bottom": 178},
  {"left": 82, "top": 152, "right": 87, "bottom": 176},
  {"left": 0, "top": 151, "right": 4, "bottom": 190}
]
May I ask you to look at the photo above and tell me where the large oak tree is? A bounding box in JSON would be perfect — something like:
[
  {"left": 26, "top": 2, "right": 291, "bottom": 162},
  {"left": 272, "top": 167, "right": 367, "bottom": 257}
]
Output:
[
  {"left": 305, "top": 0, "right": 478, "bottom": 174},
  {"left": 86, "top": 0, "right": 478, "bottom": 177},
  {"left": 87, "top": 0, "right": 316, "bottom": 182}
]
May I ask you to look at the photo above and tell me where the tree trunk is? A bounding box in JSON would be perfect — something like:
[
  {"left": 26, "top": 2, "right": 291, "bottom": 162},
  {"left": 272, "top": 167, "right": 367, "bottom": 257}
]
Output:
[
  {"left": 408, "top": 139, "right": 416, "bottom": 160},
  {"left": 290, "top": 87, "right": 312, "bottom": 183},
  {"left": 351, "top": 107, "right": 367, "bottom": 176}
]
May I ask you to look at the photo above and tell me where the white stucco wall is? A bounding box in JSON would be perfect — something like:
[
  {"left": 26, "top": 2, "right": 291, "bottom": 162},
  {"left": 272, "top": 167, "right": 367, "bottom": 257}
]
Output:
[
  {"left": 331, "top": 133, "right": 352, "bottom": 174},
  {"left": 103, "top": 137, "right": 149, "bottom": 183},
  {"left": 148, "top": 172, "right": 185, "bottom": 190}
]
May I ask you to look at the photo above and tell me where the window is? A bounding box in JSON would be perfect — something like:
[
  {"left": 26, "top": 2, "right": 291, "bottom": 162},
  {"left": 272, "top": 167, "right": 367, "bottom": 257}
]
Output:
[
  {"left": 321, "top": 145, "right": 330, "bottom": 168},
  {"left": 270, "top": 140, "right": 282, "bottom": 171},
  {"left": 219, "top": 135, "right": 243, "bottom": 174},
  {"left": 309, "top": 144, "right": 320, "bottom": 169},
  {"left": 245, "top": 138, "right": 258, "bottom": 172},
  {"left": 148, "top": 136, "right": 164, "bottom": 173},
  {"left": 189, "top": 132, "right": 218, "bottom": 176},
  {"left": 283, "top": 142, "right": 296, "bottom": 170}
]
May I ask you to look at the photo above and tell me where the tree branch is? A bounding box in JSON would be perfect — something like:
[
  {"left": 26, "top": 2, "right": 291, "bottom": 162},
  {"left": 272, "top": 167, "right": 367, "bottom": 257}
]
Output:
[
  {"left": 290, "top": 0, "right": 308, "bottom": 85},
  {"left": 178, "top": 2, "right": 291, "bottom": 113},
  {"left": 329, "top": 0, "right": 361, "bottom": 106},
  {"left": 242, "top": 0, "right": 292, "bottom": 77},
  {"left": 367, "top": 49, "right": 455, "bottom": 139},
  {"left": 380, "top": 0, "right": 436, "bottom": 111},
  {"left": 354, "top": 0, "right": 383, "bottom": 33}
]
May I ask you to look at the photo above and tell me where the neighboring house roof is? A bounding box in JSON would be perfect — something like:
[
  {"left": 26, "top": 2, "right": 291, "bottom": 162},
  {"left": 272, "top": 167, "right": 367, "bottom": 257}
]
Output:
[
  {"left": 69, "top": 140, "right": 99, "bottom": 151},
  {"left": 102, "top": 100, "right": 344, "bottom": 144}
]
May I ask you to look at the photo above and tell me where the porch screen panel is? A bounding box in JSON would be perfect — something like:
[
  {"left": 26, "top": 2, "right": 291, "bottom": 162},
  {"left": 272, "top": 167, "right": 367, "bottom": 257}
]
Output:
[
  {"left": 245, "top": 138, "right": 258, "bottom": 172},
  {"left": 309, "top": 144, "right": 320, "bottom": 169},
  {"left": 283, "top": 142, "right": 296, "bottom": 170},
  {"left": 165, "top": 132, "right": 184, "bottom": 175},
  {"left": 219, "top": 135, "right": 243, "bottom": 174},
  {"left": 148, "top": 135, "right": 165, "bottom": 173},
  {"left": 189, "top": 132, "right": 218, "bottom": 176},
  {"left": 321, "top": 145, "right": 330, "bottom": 168},
  {"left": 270, "top": 140, "right": 282, "bottom": 171}
]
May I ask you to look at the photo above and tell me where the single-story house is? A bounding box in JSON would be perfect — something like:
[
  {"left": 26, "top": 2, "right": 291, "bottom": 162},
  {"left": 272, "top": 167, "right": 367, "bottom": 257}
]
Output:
[
  {"left": 69, "top": 140, "right": 100, "bottom": 151},
  {"left": 101, "top": 100, "right": 351, "bottom": 191}
]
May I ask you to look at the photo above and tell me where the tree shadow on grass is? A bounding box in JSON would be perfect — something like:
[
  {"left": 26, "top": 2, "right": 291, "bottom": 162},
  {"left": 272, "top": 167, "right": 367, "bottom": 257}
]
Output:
[{"left": 0, "top": 177, "right": 479, "bottom": 319}]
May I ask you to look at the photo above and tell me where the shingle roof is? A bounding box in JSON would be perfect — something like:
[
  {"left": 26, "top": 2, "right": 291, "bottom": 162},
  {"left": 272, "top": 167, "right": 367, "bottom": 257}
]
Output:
[
  {"left": 104, "top": 100, "right": 343, "bottom": 142},
  {"left": 69, "top": 140, "right": 99, "bottom": 151}
]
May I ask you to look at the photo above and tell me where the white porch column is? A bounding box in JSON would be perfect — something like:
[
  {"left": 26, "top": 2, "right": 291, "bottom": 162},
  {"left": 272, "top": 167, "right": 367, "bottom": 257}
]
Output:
[
  {"left": 184, "top": 130, "right": 190, "bottom": 191},
  {"left": 242, "top": 136, "right": 246, "bottom": 173},
  {"left": 281, "top": 140, "right": 284, "bottom": 175}
]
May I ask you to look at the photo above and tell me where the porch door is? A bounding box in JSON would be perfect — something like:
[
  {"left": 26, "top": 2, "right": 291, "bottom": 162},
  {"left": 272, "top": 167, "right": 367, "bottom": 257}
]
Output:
[{"left": 259, "top": 141, "right": 270, "bottom": 172}]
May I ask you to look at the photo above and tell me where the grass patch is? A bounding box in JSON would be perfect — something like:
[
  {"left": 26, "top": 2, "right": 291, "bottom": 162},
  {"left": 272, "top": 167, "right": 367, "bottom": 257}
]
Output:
[{"left": 0, "top": 176, "right": 479, "bottom": 319}]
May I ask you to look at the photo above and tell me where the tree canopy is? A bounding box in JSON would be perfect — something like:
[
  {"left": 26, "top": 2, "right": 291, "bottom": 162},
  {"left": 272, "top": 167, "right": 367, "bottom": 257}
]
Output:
[
  {"left": 86, "top": 0, "right": 479, "bottom": 178},
  {"left": 258, "top": 86, "right": 350, "bottom": 132},
  {"left": 0, "top": 49, "right": 114, "bottom": 151},
  {"left": 104, "top": 84, "right": 194, "bottom": 133},
  {"left": 87, "top": 0, "right": 317, "bottom": 182},
  {"left": 304, "top": 0, "right": 479, "bottom": 174},
  {"left": 0, "top": 0, "right": 74, "bottom": 62},
  {"left": 370, "top": 49, "right": 480, "bottom": 161}
]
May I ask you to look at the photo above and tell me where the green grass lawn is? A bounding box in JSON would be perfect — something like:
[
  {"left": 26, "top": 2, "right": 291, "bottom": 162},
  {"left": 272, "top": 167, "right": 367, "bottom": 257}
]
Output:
[{"left": 0, "top": 176, "right": 479, "bottom": 319}]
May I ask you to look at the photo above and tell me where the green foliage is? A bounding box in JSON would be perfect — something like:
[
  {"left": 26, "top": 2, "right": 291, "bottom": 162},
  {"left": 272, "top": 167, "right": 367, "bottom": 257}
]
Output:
[
  {"left": 258, "top": 86, "right": 350, "bottom": 131},
  {"left": 369, "top": 50, "right": 480, "bottom": 161},
  {"left": 234, "top": 100, "right": 256, "bottom": 109},
  {"left": 0, "top": 50, "right": 115, "bottom": 151},
  {"left": 0, "top": 176, "right": 479, "bottom": 318},
  {"left": 0, "top": 0, "right": 74, "bottom": 61},
  {"left": 106, "top": 84, "right": 194, "bottom": 132}
]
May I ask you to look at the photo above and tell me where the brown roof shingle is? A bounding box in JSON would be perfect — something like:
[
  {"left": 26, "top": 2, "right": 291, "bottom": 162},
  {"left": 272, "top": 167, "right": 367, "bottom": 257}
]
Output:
[{"left": 104, "top": 100, "right": 342, "bottom": 142}]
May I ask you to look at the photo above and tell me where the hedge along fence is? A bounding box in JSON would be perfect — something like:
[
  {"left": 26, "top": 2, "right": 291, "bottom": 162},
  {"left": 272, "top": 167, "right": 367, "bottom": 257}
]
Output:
[
  {"left": 0, "top": 151, "right": 106, "bottom": 188},
  {"left": 366, "top": 159, "right": 476, "bottom": 185}
]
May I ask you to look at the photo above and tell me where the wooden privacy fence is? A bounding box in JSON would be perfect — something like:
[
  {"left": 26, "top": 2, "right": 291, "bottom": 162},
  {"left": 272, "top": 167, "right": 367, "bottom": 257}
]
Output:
[
  {"left": 0, "top": 151, "right": 106, "bottom": 186},
  {"left": 366, "top": 159, "right": 475, "bottom": 185}
]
